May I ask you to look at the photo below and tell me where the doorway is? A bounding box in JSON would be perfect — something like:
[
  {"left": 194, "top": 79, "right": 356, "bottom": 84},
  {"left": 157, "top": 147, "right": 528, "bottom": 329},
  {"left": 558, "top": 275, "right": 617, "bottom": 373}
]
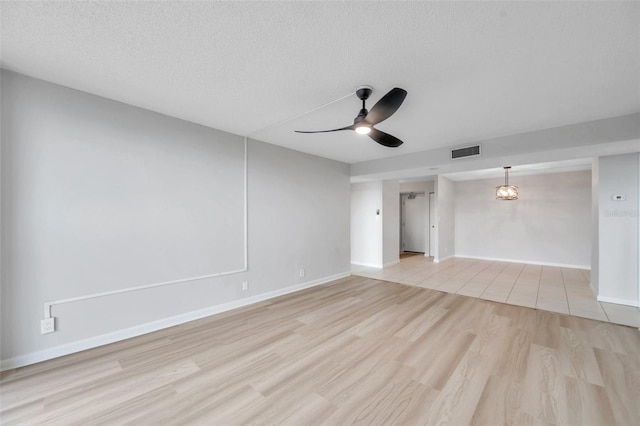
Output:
[{"left": 400, "top": 193, "right": 428, "bottom": 255}]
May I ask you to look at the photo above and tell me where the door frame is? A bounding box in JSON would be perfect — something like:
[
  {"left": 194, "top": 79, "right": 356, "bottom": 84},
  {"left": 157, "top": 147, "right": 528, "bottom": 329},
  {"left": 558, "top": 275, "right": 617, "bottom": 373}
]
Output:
[{"left": 399, "top": 192, "right": 429, "bottom": 255}]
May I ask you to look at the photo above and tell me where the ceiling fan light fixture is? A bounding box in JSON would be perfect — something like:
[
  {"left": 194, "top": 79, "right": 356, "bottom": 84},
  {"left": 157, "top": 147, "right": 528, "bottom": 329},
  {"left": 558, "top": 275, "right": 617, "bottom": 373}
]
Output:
[
  {"left": 355, "top": 125, "right": 371, "bottom": 135},
  {"left": 496, "top": 166, "right": 519, "bottom": 200}
]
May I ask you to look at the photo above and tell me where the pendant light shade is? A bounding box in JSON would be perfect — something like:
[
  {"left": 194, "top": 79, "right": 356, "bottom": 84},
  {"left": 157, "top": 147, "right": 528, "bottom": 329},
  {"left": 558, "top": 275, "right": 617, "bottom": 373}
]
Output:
[{"left": 496, "top": 166, "right": 518, "bottom": 200}]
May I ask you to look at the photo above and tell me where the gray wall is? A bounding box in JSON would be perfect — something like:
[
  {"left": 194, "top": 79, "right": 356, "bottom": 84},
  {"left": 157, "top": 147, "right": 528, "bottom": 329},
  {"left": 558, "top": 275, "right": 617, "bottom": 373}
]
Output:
[
  {"left": 455, "top": 170, "right": 592, "bottom": 268},
  {"left": 1, "top": 70, "right": 350, "bottom": 364},
  {"left": 248, "top": 141, "right": 350, "bottom": 290},
  {"left": 595, "top": 154, "right": 639, "bottom": 305}
]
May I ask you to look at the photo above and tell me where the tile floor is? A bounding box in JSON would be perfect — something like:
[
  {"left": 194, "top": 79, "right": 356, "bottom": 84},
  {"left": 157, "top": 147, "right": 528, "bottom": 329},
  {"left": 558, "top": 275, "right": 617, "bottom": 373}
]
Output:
[{"left": 352, "top": 255, "right": 640, "bottom": 328}]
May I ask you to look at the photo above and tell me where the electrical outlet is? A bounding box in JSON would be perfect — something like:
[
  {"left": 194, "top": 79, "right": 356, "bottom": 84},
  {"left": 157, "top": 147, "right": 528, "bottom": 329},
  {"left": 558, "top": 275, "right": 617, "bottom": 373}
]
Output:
[
  {"left": 242, "top": 281, "right": 248, "bottom": 291},
  {"left": 299, "top": 268, "right": 305, "bottom": 278},
  {"left": 41, "top": 317, "right": 55, "bottom": 334}
]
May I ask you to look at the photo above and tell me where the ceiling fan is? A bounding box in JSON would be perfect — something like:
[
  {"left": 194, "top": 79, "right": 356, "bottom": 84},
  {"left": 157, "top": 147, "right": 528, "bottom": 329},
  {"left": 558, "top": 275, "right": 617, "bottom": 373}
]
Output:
[{"left": 295, "top": 86, "right": 407, "bottom": 147}]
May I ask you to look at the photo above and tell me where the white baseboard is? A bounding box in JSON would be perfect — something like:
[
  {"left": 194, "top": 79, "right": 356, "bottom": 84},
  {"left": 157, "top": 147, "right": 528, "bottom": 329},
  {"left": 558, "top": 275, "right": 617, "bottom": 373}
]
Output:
[
  {"left": 434, "top": 255, "right": 454, "bottom": 264},
  {"left": 350, "top": 261, "right": 383, "bottom": 269},
  {"left": 597, "top": 295, "right": 639, "bottom": 307},
  {"left": 454, "top": 255, "right": 590, "bottom": 270},
  {"left": 351, "top": 260, "right": 399, "bottom": 268},
  {"left": 0, "top": 271, "right": 350, "bottom": 372}
]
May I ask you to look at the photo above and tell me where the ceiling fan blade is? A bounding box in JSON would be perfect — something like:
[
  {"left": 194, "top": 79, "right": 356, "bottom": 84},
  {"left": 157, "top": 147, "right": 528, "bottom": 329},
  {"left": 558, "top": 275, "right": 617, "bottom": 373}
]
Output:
[
  {"left": 368, "top": 128, "right": 403, "bottom": 147},
  {"left": 295, "top": 124, "right": 354, "bottom": 133},
  {"left": 364, "top": 88, "right": 407, "bottom": 126}
]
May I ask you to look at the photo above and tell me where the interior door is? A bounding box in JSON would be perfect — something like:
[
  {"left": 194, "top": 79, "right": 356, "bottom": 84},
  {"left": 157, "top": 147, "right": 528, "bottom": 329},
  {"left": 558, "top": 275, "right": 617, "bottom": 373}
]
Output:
[{"left": 401, "top": 194, "right": 426, "bottom": 253}]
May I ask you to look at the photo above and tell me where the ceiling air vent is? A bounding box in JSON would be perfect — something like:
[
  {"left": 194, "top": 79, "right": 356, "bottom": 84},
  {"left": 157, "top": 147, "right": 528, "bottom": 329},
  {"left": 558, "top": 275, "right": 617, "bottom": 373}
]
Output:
[{"left": 451, "top": 145, "right": 481, "bottom": 160}]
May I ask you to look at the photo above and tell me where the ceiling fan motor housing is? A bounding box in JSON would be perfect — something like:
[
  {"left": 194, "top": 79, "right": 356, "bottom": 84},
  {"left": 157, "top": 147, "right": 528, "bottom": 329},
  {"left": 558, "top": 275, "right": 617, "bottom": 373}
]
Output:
[
  {"left": 354, "top": 86, "right": 373, "bottom": 123},
  {"left": 356, "top": 86, "right": 372, "bottom": 101}
]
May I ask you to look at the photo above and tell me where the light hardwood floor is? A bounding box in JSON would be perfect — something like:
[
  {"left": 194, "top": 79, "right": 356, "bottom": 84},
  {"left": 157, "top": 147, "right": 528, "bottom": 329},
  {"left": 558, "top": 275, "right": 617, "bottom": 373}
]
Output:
[
  {"left": 1, "top": 275, "right": 639, "bottom": 425},
  {"left": 353, "top": 255, "right": 640, "bottom": 328}
]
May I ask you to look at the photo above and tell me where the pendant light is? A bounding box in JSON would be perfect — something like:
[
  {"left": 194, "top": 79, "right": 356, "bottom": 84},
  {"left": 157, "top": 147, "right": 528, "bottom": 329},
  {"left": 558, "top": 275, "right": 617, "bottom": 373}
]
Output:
[{"left": 496, "top": 166, "right": 518, "bottom": 200}]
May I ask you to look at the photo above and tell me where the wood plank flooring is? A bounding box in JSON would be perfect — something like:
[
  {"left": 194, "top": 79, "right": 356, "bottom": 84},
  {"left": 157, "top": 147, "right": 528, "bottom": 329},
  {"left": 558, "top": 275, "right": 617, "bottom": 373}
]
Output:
[{"left": 1, "top": 275, "right": 639, "bottom": 425}]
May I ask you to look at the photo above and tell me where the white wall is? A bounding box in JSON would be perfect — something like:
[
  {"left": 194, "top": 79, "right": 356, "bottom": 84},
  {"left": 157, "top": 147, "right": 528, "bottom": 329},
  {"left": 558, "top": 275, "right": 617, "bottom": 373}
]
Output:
[
  {"left": 399, "top": 180, "right": 435, "bottom": 194},
  {"left": 350, "top": 181, "right": 383, "bottom": 267},
  {"left": 351, "top": 179, "right": 401, "bottom": 267},
  {"left": 591, "top": 159, "right": 600, "bottom": 293},
  {"left": 382, "top": 180, "right": 400, "bottom": 266},
  {"left": 455, "top": 170, "right": 591, "bottom": 268},
  {"left": 596, "top": 154, "right": 639, "bottom": 306},
  {"left": 1, "top": 70, "right": 351, "bottom": 366},
  {"left": 435, "top": 175, "right": 455, "bottom": 261}
]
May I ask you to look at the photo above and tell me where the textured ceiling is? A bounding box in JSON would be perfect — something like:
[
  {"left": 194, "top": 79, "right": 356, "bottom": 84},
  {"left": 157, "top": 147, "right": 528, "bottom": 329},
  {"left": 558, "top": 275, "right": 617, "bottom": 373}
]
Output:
[{"left": 1, "top": 1, "right": 639, "bottom": 164}]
